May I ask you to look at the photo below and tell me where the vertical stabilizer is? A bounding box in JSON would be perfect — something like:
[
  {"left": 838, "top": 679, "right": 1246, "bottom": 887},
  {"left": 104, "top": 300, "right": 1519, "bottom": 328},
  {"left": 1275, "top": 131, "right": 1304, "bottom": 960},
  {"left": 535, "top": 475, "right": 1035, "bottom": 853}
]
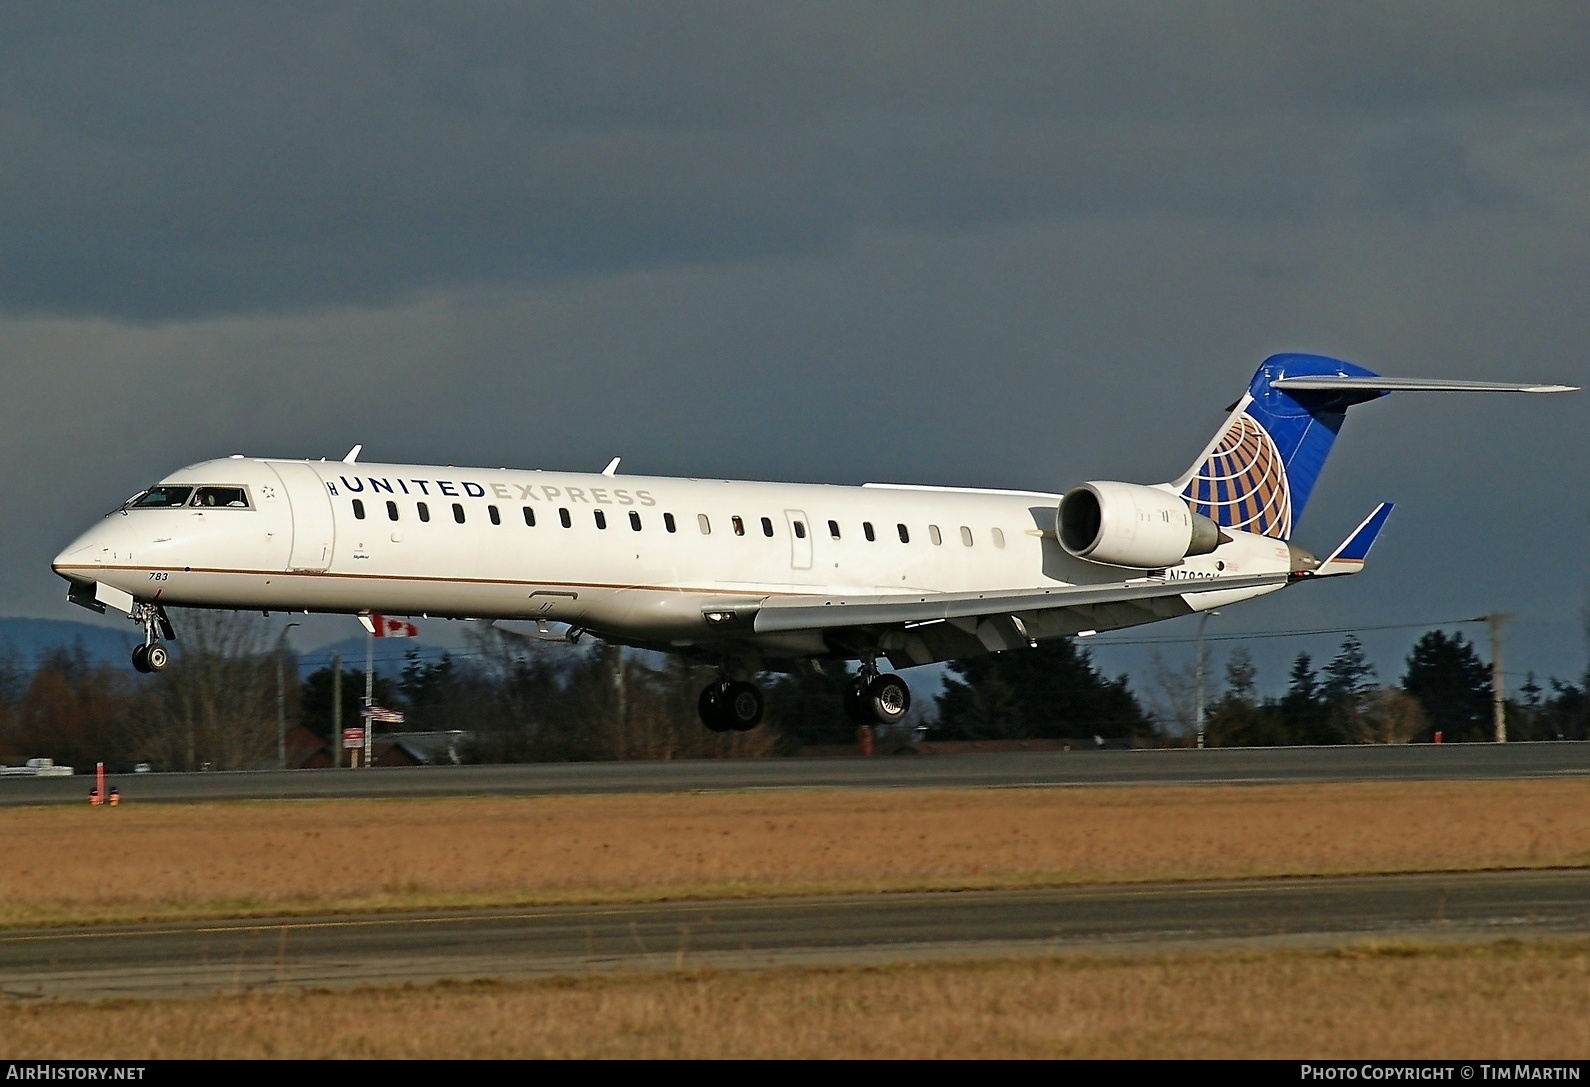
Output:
[{"left": 1171, "top": 354, "right": 1386, "bottom": 541}]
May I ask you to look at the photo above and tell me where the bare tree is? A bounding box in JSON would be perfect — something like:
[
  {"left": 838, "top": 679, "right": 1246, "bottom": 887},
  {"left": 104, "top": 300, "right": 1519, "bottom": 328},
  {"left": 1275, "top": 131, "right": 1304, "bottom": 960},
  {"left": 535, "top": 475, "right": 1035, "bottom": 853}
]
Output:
[
  {"left": 1148, "top": 651, "right": 1198, "bottom": 739},
  {"left": 1354, "top": 688, "right": 1427, "bottom": 745},
  {"left": 132, "top": 610, "right": 279, "bottom": 770}
]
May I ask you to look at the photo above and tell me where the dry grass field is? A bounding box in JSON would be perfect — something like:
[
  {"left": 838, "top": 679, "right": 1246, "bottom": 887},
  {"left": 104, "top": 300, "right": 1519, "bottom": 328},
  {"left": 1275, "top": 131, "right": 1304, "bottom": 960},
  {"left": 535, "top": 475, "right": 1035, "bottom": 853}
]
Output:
[
  {"left": 4, "top": 778, "right": 1588, "bottom": 927},
  {"left": 5, "top": 939, "right": 1588, "bottom": 1058}
]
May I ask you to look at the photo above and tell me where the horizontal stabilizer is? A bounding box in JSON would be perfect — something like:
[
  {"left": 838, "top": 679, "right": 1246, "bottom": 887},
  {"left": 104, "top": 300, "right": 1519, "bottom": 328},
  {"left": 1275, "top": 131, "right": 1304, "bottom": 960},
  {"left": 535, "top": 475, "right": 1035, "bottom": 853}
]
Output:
[
  {"left": 1271, "top": 376, "right": 1577, "bottom": 394},
  {"left": 1311, "top": 502, "right": 1394, "bottom": 578}
]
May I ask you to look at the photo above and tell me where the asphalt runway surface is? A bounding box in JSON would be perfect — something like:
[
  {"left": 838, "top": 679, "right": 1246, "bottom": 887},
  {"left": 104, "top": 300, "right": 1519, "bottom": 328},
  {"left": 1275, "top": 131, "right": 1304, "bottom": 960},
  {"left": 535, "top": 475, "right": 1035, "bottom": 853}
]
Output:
[
  {"left": 3, "top": 742, "right": 1587, "bottom": 806},
  {"left": 4, "top": 869, "right": 1587, "bottom": 1000}
]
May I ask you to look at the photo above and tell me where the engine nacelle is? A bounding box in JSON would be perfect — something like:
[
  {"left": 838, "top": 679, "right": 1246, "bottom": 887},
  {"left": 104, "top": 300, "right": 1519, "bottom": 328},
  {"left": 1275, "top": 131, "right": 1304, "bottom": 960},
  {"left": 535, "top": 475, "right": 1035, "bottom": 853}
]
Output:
[{"left": 1057, "top": 481, "right": 1226, "bottom": 569}]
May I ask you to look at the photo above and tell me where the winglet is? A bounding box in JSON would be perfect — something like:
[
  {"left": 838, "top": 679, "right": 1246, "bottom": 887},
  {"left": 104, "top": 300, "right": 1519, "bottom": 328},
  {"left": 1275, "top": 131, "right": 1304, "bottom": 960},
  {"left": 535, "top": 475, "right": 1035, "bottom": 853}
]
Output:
[
  {"left": 602, "top": 457, "right": 621, "bottom": 477},
  {"left": 342, "top": 444, "right": 363, "bottom": 464},
  {"left": 1312, "top": 502, "right": 1393, "bottom": 577}
]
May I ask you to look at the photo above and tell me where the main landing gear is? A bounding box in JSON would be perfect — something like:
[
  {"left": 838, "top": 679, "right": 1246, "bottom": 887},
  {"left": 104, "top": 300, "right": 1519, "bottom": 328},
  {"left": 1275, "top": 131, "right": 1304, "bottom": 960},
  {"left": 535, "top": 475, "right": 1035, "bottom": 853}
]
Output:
[
  {"left": 129, "top": 603, "right": 174, "bottom": 674},
  {"left": 698, "top": 679, "right": 764, "bottom": 733},
  {"left": 695, "top": 661, "right": 913, "bottom": 732},
  {"left": 845, "top": 662, "right": 911, "bottom": 726}
]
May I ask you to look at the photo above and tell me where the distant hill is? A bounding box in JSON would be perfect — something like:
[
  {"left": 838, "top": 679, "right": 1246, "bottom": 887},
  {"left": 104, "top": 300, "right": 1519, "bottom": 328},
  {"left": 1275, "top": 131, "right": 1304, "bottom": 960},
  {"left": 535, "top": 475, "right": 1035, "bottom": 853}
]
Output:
[{"left": 0, "top": 617, "right": 136, "bottom": 669}]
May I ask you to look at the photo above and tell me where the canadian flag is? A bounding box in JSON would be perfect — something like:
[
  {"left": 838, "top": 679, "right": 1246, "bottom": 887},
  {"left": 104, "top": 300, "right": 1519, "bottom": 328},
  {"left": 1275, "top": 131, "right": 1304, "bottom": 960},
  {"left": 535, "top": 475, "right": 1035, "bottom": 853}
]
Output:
[{"left": 370, "top": 614, "right": 419, "bottom": 638}]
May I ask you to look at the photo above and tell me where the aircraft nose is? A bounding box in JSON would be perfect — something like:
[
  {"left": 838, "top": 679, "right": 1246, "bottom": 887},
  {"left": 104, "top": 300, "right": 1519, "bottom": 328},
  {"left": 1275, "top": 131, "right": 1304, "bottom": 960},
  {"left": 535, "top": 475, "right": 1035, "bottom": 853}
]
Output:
[{"left": 51, "top": 520, "right": 119, "bottom": 582}]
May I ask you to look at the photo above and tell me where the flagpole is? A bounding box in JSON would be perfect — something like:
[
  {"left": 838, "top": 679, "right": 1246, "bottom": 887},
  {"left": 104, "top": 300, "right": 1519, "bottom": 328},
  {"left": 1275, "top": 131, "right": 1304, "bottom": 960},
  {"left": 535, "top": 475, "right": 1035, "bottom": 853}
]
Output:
[{"left": 363, "top": 623, "right": 374, "bottom": 769}]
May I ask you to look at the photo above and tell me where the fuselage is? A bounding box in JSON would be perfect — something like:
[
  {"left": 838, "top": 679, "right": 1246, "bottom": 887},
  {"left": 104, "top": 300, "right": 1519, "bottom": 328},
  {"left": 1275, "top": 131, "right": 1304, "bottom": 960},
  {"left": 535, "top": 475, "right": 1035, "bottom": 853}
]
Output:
[{"left": 51, "top": 456, "right": 1293, "bottom": 662}]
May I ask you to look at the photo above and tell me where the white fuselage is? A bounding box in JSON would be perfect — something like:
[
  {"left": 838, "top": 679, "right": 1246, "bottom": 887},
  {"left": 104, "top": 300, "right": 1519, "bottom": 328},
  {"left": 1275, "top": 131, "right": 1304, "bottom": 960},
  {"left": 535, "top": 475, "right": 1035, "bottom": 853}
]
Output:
[{"left": 52, "top": 457, "right": 1293, "bottom": 665}]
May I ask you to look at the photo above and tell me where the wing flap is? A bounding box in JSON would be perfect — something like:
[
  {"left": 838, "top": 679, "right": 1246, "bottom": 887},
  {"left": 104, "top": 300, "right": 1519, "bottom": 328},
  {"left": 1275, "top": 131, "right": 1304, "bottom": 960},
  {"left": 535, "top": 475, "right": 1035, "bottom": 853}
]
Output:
[{"left": 750, "top": 572, "right": 1291, "bottom": 635}]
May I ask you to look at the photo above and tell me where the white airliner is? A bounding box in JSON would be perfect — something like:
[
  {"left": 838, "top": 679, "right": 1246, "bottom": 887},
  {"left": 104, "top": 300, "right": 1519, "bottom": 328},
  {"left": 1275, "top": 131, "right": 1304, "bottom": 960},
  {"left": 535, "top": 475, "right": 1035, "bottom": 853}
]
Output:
[{"left": 52, "top": 354, "right": 1572, "bottom": 731}]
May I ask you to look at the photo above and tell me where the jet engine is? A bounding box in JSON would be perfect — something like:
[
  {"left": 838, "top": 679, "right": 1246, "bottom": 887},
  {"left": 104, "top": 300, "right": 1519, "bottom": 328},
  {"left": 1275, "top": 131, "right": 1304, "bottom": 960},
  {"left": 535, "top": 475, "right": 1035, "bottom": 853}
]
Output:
[{"left": 1057, "top": 481, "right": 1227, "bottom": 569}]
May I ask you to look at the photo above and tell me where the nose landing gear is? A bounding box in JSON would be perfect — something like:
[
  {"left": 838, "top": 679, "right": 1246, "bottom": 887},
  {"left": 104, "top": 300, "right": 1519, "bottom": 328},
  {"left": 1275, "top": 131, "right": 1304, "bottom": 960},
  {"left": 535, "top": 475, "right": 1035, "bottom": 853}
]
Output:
[{"left": 129, "top": 603, "right": 175, "bottom": 673}]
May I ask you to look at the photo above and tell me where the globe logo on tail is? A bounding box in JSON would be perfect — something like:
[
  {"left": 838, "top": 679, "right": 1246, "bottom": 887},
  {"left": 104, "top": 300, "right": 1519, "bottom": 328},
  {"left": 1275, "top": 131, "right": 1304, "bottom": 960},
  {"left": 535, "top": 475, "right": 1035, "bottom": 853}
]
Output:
[{"left": 1180, "top": 410, "right": 1292, "bottom": 540}]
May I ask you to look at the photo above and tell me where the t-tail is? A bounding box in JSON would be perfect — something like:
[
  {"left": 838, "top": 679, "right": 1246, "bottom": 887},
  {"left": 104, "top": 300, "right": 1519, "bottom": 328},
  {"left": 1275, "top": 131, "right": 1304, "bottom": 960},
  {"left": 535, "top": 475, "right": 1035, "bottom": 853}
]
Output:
[{"left": 1170, "top": 353, "right": 1576, "bottom": 543}]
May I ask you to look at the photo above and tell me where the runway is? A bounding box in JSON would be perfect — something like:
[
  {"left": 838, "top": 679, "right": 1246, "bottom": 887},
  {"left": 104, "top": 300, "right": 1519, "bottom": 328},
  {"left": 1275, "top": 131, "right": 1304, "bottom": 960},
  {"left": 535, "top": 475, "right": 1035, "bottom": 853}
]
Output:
[
  {"left": 4, "top": 869, "right": 1587, "bottom": 1000},
  {"left": 3, "top": 741, "right": 1586, "bottom": 806}
]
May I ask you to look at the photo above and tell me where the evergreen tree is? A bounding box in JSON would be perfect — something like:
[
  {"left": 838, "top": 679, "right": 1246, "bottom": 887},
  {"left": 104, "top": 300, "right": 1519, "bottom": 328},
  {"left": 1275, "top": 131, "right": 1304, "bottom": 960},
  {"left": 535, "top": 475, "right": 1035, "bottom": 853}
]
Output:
[
  {"left": 935, "top": 641, "right": 1151, "bottom": 742},
  {"left": 1401, "top": 630, "right": 1491, "bottom": 742},
  {"left": 1319, "top": 635, "right": 1379, "bottom": 744},
  {"left": 1223, "top": 647, "right": 1258, "bottom": 705},
  {"left": 1206, "top": 649, "right": 1291, "bottom": 746},
  {"left": 1279, "top": 652, "right": 1329, "bottom": 743},
  {"left": 1321, "top": 635, "right": 1376, "bottom": 702},
  {"left": 300, "top": 663, "right": 400, "bottom": 744}
]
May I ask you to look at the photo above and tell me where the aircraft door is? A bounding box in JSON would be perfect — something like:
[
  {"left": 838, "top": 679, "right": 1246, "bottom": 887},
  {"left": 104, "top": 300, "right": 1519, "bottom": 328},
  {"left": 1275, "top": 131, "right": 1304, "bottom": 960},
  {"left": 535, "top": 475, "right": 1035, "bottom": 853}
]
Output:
[
  {"left": 270, "top": 462, "right": 336, "bottom": 572},
  {"left": 785, "top": 510, "right": 812, "bottom": 570}
]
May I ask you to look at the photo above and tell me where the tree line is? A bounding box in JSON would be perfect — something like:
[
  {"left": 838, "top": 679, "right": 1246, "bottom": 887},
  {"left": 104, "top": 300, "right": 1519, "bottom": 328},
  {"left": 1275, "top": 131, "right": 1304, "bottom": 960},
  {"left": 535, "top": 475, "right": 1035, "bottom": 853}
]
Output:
[{"left": 1, "top": 611, "right": 1586, "bottom": 771}]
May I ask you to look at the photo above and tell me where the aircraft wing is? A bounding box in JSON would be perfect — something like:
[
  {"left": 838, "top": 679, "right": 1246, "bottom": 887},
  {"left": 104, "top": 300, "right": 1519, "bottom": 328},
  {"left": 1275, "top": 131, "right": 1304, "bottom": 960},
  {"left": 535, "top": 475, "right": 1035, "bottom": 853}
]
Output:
[{"left": 746, "top": 571, "right": 1291, "bottom": 635}]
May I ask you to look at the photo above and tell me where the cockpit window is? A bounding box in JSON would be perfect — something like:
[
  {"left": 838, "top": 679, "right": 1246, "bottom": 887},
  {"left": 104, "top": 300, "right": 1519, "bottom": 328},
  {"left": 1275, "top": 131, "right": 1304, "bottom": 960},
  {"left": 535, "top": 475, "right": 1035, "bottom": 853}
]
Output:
[
  {"left": 191, "top": 486, "right": 251, "bottom": 509},
  {"left": 130, "top": 486, "right": 193, "bottom": 508}
]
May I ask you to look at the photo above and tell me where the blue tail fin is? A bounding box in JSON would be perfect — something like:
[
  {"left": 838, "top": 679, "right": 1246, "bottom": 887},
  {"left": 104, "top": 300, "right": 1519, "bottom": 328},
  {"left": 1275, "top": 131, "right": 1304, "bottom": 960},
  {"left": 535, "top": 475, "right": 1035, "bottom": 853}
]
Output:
[{"left": 1172, "top": 354, "right": 1386, "bottom": 541}]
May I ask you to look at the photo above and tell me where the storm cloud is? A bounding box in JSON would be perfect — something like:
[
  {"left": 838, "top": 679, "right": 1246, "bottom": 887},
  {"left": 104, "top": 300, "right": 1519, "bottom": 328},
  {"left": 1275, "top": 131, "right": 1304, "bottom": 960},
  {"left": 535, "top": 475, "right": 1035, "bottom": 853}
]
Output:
[{"left": 3, "top": 3, "right": 1587, "bottom": 318}]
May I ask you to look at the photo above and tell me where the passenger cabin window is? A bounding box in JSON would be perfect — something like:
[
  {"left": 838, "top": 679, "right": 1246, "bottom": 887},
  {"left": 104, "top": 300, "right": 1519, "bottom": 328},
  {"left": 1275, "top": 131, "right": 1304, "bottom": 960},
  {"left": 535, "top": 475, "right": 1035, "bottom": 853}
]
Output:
[
  {"left": 386, "top": 501, "right": 399, "bottom": 521},
  {"left": 793, "top": 521, "right": 806, "bottom": 539},
  {"left": 352, "top": 499, "right": 366, "bottom": 520},
  {"left": 594, "top": 510, "right": 607, "bottom": 529},
  {"left": 992, "top": 527, "right": 1006, "bottom": 548},
  {"left": 828, "top": 520, "right": 841, "bottom": 539},
  {"left": 664, "top": 512, "right": 677, "bottom": 533},
  {"left": 761, "top": 516, "right": 774, "bottom": 537},
  {"left": 523, "top": 506, "right": 536, "bottom": 527},
  {"left": 960, "top": 526, "right": 973, "bottom": 547},
  {"left": 629, "top": 511, "right": 642, "bottom": 531},
  {"left": 452, "top": 503, "right": 465, "bottom": 524},
  {"left": 192, "top": 486, "right": 249, "bottom": 508},
  {"left": 698, "top": 514, "right": 711, "bottom": 535},
  {"left": 559, "top": 508, "right": 572, "bottom": 528},
  {"left": 732, "top": 516, "right": 745, "bottom": 536},
  {"left": 897, "top": 524, "right": 909, "bottom": 543},
  {"left": 131, "top": 486, "right": 193, "bottom": 508},
  {"left": 488, "top": 505, "right": 501, "bottom": 525},
  {"left": 418, "top": 502, "right": 430, "bottom": 522},
  {"left": 929, "top": 525, "right": 942, "bottom": 546},
  {"left": 863, "top": 522, "right": 876, "bottom": 542}
]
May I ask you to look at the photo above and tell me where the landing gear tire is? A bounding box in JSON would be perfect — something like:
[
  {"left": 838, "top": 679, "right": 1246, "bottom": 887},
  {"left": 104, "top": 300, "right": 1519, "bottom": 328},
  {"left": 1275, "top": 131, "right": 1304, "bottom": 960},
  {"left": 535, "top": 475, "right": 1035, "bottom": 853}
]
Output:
[
  {"left": 145, "top": 643, "right": 169, "bottom": 672},
  {"left": 722, "top": 681, "right": 763, "bottom": 731},
  {"left": 699, "top": 680, "right": 764, "bottom": 732},
  {"left": 699, "top": 682, "right": 733, "bottom": 732},
  {"left": 131, "top": 645, "right": 151, "bottom": 673},
  {"left": 866, "top": 674, "right": 911, "bottom": 725}
]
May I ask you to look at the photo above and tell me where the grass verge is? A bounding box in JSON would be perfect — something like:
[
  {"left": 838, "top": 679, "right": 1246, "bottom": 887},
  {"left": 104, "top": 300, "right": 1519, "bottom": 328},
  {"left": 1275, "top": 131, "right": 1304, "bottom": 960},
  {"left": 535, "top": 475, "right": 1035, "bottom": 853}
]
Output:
[
  {"left": 4, "top": 779, "right": 1588, "bottom": 928},
  {"left": 4, "top": 939, "right": 1588, "bottom": 1058}
]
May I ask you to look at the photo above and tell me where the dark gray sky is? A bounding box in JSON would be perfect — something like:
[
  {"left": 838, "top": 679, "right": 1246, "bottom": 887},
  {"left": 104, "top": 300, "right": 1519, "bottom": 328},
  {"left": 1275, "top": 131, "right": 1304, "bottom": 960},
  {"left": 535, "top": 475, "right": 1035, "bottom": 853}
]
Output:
[{"left": 4, "top": 2, "right": 1586, "bottom": 693}]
